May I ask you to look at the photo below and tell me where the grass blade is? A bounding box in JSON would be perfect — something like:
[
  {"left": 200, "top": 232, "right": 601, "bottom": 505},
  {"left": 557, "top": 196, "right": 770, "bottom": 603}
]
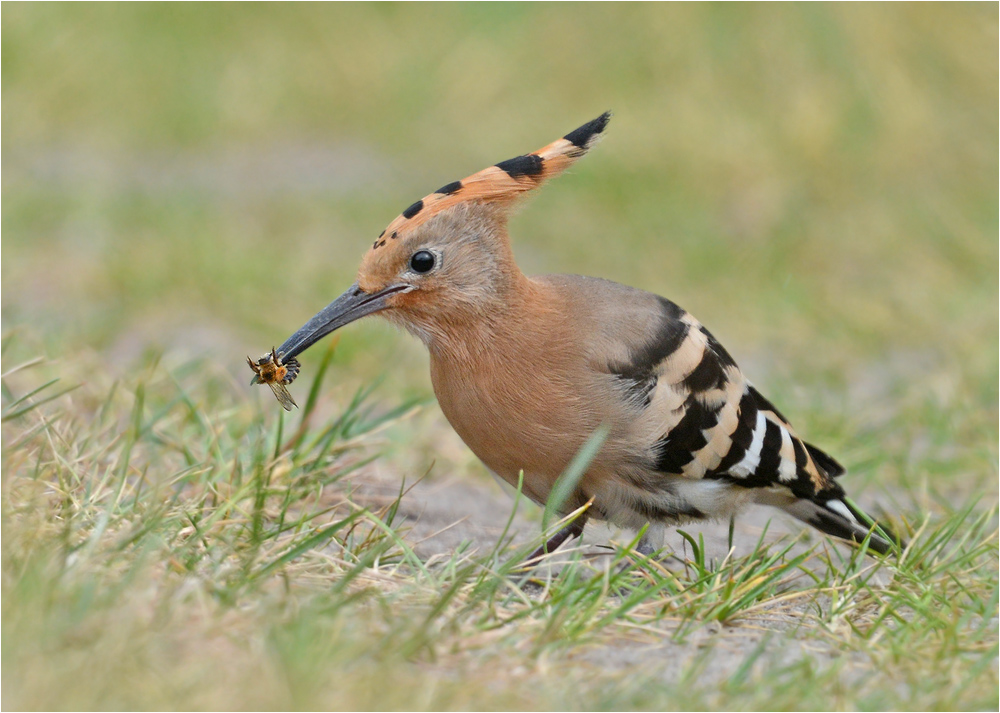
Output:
[{"left": 542, "top": 423, "right": 609, "bottom": 532}]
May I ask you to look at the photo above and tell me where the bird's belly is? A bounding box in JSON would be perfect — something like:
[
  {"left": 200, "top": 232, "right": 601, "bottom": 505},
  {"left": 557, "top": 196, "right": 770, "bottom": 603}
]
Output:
[{"left": 430, "top": 361, "right": 604, "bottom": 506}]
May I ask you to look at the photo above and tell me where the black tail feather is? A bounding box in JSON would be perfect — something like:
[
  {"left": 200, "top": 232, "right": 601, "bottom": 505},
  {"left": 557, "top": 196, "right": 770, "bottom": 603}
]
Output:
[
  {"left": 804, "top": 441, "right": 846, "bottom": 478},
  {"left": 783, "top": 497, "right": 904, "bottom": 556}
]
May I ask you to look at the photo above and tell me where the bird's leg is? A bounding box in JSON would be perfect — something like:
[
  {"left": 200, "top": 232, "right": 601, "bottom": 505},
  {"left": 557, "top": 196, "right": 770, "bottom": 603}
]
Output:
[
  {"left": 520, "top": 514, "right": 589, "bottom": 569},
  {"left": 635, "top": 522, "right": 665, "bottom": 557}
]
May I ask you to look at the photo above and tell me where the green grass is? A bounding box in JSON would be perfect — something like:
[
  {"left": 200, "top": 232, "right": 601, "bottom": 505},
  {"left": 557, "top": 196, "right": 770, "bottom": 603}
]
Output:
[
  {"left": 3, "top": 340, "right": 997, "bottom": 710},
  {"left": 3, "top": 4, "right": 997, "bottom": 710}
]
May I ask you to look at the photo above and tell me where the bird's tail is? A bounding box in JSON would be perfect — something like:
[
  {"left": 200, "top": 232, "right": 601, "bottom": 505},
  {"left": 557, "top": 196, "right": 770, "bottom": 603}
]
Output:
[{"left": 782, "top": 496, "right": 904, "bottom": 556}]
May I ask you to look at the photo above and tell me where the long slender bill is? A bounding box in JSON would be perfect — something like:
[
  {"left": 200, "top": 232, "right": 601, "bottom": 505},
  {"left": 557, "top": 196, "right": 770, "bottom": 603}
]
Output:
[{"left": 276, "top": 282, "right": 411, "bottom": 361}]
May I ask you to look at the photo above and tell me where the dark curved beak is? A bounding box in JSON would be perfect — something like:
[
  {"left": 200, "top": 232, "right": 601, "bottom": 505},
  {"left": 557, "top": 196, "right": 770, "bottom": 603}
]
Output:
[{"left": 276, "top": 282, "right": 411, "bottom": 361}]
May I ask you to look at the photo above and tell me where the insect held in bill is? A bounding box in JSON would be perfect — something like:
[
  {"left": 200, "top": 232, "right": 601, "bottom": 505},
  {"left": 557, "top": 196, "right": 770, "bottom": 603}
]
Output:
[{"left": 247, "top": 347, "right": 301, "bottom": 411}]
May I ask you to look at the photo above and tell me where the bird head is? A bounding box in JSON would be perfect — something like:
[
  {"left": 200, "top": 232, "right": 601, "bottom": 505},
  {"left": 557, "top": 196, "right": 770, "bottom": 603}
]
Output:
[{"left": 275, "top": 112, "right": 612, "bottom": 359}]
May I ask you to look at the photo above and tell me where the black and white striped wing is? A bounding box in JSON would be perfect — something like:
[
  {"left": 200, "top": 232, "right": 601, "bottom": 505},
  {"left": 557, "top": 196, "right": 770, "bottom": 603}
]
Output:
[{"left": 611, "top": 295, "right": 843, "bottom": 498}]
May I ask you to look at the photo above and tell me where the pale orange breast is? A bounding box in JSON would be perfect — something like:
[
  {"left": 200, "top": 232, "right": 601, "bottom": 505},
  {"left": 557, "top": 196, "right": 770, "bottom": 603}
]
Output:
[{"left": 429, "top": 330, "right": 606, "bottom": 505}]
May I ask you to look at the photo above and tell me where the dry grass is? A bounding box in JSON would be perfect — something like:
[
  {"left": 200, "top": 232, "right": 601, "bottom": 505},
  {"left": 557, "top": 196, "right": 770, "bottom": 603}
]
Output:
[{"left": 2, "top": 343, "right": 996, "bottom": 710}]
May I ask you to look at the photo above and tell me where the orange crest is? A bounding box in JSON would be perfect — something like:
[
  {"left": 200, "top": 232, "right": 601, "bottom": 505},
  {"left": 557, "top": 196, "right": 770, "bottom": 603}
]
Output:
[{"left": 368, "top": 112, "right": 612, "bottom": 253}]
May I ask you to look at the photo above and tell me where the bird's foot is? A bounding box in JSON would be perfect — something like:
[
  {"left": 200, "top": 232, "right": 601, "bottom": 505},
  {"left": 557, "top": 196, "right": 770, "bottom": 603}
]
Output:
[
  {"left": 517, "top": 516, "right": 588, "bottom": 573},
  {"left": 634, "top": 523, "right": 666, "bottom": 557}
]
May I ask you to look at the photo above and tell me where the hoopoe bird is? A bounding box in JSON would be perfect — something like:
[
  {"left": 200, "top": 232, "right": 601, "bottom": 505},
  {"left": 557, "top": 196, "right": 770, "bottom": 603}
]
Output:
[{"left": 272, "top": 112, "right": 899, "bottom": 557}]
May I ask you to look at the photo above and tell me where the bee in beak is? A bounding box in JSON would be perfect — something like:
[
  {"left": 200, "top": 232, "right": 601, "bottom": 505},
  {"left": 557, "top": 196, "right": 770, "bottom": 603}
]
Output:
[{"left": 247, "top": 347, "right": 300, "bottom": 411}]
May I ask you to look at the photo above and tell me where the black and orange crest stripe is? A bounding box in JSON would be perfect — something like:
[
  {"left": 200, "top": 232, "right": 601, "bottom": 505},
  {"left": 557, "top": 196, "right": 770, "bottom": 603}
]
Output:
[
  {"left": 435, "top": 181, "right": 463, "bottom": 195},
  {"left": 402, "top": 200, "right": 424, "bottom": 219},
  {"left": 563, "top": 112, "right": 613, "bottom": 153},
  {"left": 495, "top": 154, "right": 544, "bottom": 179},
  {"left": 373, "top": 112, "right": 613, "bottom": 247}
]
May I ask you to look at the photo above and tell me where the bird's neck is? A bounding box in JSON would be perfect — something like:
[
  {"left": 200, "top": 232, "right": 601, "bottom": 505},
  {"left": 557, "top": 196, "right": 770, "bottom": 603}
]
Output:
[
  {"left": 448, "top": 276, "right": 535, "bottom": 356},
  {"left": 400, "top": 269, "right": 560, "bottom": 363}
]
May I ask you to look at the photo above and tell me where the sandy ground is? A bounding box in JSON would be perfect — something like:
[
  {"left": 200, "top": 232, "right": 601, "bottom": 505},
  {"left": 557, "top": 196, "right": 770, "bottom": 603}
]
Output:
[
  {"left": 349, "top": 463, "right": 875, "bottom": 566},
  {"left": 345, "top": 465, "right": 879, "bottom": 686}
]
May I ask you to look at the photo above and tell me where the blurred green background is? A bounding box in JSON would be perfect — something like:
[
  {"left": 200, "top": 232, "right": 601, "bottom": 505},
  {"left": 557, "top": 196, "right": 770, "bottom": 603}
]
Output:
[{"left": 3, "top": 4, "right": 997, "bottom": 484}]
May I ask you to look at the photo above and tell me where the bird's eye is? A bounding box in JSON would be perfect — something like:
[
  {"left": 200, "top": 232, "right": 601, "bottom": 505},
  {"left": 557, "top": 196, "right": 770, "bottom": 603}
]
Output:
[{"left": 410, "top": 250, "right": 435, "bottom": 273}]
